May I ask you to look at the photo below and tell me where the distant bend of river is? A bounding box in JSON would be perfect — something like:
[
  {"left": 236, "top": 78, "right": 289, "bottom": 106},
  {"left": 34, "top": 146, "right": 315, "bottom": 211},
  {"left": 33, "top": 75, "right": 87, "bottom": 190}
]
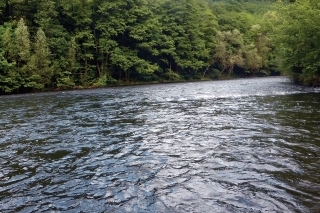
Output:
[{"left": 0, "top": 77, "right": 320, "bottom": 213}]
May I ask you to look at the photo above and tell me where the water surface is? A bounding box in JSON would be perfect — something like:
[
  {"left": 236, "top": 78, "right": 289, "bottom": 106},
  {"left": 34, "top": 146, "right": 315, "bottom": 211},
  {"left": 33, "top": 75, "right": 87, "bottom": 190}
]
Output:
[{"left": 0, "top": 77, "right": 319, "bottom": 212}]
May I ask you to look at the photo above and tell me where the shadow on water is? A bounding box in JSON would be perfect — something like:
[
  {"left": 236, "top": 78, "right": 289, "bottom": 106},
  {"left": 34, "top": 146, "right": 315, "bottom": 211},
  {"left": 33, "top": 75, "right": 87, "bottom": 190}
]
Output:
[
  {"left": 255, "top": 93, "right": 320, "bottom": 212},
  {"left": 0, "top": 77, "right": 320, "bottom": 212}
]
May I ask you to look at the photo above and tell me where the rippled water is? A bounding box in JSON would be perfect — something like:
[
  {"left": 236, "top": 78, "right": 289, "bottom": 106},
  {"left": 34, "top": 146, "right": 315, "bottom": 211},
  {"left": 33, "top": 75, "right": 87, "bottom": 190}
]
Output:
[{"left": 0, "top": 77, "right": 320, "bottom": 213}]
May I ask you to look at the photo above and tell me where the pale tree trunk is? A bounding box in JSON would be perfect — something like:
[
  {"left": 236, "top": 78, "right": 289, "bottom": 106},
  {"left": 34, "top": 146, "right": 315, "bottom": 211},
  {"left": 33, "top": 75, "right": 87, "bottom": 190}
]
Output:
[
  {"left": 202, "top": 58, "right": 215, "bottom": 79},
  {"left": 93, "top": 29, "right": 101, "bottom": 77},
  {"left": 220, "top": 64, "right": 227, "bottom": 74},
  {"left": 228, "top": 65, "right": 234, "bottom": 75}
]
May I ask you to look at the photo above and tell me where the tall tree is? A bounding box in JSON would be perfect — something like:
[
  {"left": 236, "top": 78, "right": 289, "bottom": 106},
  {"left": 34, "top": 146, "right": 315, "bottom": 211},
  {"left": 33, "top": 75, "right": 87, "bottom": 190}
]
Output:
[
  {"left": 0, "top": 25, "right": 19, "bottom": 93},
  {"left": 14, "top": 18, "right": 30, "bottom": 71},
  {"left": 93, "top": 0, "right": 127, "bottom": 77},
  {"left": 28, "top": 28, "right": 53, "bottom": 87}
]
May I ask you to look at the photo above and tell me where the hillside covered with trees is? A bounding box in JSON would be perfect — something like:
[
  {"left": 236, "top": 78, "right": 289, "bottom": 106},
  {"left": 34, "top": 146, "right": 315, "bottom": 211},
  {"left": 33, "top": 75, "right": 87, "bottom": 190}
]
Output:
[{"left": 0, "top": 0, "right": 319, "bottom": 94}]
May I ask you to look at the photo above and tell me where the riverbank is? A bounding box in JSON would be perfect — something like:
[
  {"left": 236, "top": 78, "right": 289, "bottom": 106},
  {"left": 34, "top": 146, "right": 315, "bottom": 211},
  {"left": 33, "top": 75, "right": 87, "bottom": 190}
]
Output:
[
  {"left": 56, "top": 72, "right": 284, "bottom": 92},
  {"left": 2, "top": 74, "right": 280, "bottom": 96}
]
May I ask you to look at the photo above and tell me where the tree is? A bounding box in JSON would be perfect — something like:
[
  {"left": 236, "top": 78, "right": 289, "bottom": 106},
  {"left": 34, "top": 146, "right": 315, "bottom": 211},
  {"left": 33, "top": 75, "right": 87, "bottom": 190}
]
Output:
[
  {"left": 272, "top": 0, "right": 320, "bottom": 85},
  {"left": 1, "top": 24, "right": 15, "bottom": 62},
  {"left": 55, "top": 37, "right": 77, "bottom": 89},
  {"left": 93, "top": 0, "right": 128, "bottom": 77},
  {"left": 63, "top": 0, "right": 96, "bottom": 86},
  {"left": 14, "top": 18, "right": 30, "bottom": 70},
  {"left": 242, "top": 43, "right": 262, "bottom": 74},
  {"left": 0, "top": 25, "right": 19, "bottom": 93},
  {"left": 28, "top": 28, "right": 53, "bottom": 88},
  {"left": 155, "top": 0, "right": 218, "bottom": 79},
  {"left": 0, "top": 0, "right": 278, "bottom": 94},
  {"left": 213, "top": 29, "right": 245, "bottom": 75},
  {"left": 0, "top": 52, "right": 18, "bottom": 93}
]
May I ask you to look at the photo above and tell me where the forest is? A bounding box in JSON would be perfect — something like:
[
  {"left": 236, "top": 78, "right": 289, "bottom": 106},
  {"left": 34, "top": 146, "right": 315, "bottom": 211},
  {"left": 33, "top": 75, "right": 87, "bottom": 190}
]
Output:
[{"left": 0, "top": 0, "right": 319, "bottom": 94}]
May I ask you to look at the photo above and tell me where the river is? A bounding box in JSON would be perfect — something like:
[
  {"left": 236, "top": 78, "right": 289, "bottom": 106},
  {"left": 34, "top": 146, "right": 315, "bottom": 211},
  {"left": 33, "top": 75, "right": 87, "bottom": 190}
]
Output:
[{"left": 0, "top": 77, "right": 319, "bottom": 212}]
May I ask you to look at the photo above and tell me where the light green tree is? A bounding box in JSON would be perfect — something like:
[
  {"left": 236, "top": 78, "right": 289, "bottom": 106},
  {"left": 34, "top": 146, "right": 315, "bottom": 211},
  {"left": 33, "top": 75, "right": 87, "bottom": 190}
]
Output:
[
  {"left": 32, "top": 28, "right": 53, "bottom": 86},
  {"left": 14, "top": 18, "right": 30, "bottom": 70},
  {"left": 213, "top": 29, "right": 245, "bottom": 75}
]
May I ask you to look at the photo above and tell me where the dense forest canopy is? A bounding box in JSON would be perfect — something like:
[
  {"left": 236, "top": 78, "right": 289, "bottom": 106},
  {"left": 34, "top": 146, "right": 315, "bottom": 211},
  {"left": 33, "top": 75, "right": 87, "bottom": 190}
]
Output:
[{"left": 0, "top": 0, "right": 319, "bottom": 94}]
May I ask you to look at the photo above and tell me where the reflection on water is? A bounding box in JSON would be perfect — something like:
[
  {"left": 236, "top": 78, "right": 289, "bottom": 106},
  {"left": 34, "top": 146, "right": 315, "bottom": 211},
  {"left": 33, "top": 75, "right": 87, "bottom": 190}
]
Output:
[{"left": 0, "top": 77, "right": 319, "bottom": 212}]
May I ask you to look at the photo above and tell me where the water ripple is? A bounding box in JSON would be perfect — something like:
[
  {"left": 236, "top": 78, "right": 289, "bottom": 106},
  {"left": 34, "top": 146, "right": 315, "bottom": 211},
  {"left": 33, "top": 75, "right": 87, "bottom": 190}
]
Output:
[{"left": 0, "top": 77, "right": 319, "bottom": 212}]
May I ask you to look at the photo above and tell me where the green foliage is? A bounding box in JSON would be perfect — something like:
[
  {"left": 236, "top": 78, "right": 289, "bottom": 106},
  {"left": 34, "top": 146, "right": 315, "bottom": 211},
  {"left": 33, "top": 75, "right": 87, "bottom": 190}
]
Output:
[
  {"left": 271, "top": 0, "right": 320, "bottom": 86},
  {"left": 214, "top": 29, "right": 245, "bottom": 74},
  {"left": 14, "top": 18, "right": 31, "bottom": 69},
  {"left": 163, "top": 69, "right": 182, "bottom": 81},
  {"left": 56, "top": 71, "right": 75, "bottom": 89},
  {"left": 0, "top": 0, "right": 283, "bottom": 94},
  {"left": 212, "top": 68, "right": 221, "bottom": 79},
  {"left": 25, "top": 77, "right": 44, "bottom": 90},
  {"left": 0, "top": 52, "right": 19, "bottom": 93},
  {"left": 93, "top": 73, "right": 117, "bottom": 87},
  {"left": 32, "top": 28, "right": 53, "bottom": 86}
]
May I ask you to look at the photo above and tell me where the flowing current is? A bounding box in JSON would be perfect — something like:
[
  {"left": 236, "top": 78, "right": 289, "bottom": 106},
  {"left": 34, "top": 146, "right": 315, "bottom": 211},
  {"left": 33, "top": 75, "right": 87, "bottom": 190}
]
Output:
[{"left": 0, "top": 77, "right": 320, "bottom": 213}]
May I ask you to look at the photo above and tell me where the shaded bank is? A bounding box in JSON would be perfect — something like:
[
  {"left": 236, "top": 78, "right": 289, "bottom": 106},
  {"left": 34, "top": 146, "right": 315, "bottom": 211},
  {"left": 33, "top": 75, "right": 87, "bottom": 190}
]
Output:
[{"left": 0, "top": 73, "right": 281, "bottom": 96}]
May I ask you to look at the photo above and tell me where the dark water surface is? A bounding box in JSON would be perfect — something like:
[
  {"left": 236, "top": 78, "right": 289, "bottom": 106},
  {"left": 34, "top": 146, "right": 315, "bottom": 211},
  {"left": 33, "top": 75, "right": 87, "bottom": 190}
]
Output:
[{"left": 0, "top": 77, "right": 320, "bottom": 213}]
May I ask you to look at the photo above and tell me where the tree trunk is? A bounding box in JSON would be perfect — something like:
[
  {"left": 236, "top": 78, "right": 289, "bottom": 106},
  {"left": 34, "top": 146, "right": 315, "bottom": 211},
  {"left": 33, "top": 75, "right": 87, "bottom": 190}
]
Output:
[
  {"left": 118, "top": 69, "right": 122, "bottom": 81},
  {"left": 84, "top": 51, "right": 88, "bottom": 83},
  {"left": 105, "top": 52, "right": 109, "bottom": 73},
  {"left": 97, "top": 61, "right": 101, "bottom": 77},
  {"left": 125, "top": 71, "right": 129, "bottom": 83},
  {"left": 202, "top": 58, "right": 215, "bottom": 78},
  {"left": 228, "top": 65, "right": 234, "bottom": 75},
  {"left": 93, "top": 28, "right": 102, "bottom": 77},
  {"left": 220, "top": 65, "right": 227, "bottom": 74}
]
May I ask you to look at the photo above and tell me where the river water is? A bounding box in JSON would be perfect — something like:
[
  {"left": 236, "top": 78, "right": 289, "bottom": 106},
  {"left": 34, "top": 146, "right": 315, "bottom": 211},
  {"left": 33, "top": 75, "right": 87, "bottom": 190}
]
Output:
[{"left": 0, "top": 77, "right": 319, "bottom": 213}]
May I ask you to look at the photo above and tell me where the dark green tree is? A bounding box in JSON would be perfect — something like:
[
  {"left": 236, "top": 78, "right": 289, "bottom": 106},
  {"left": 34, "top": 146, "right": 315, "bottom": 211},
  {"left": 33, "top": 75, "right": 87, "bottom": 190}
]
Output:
[{"left": 0, "top": 25, "right": 19, "bottom": 93}]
